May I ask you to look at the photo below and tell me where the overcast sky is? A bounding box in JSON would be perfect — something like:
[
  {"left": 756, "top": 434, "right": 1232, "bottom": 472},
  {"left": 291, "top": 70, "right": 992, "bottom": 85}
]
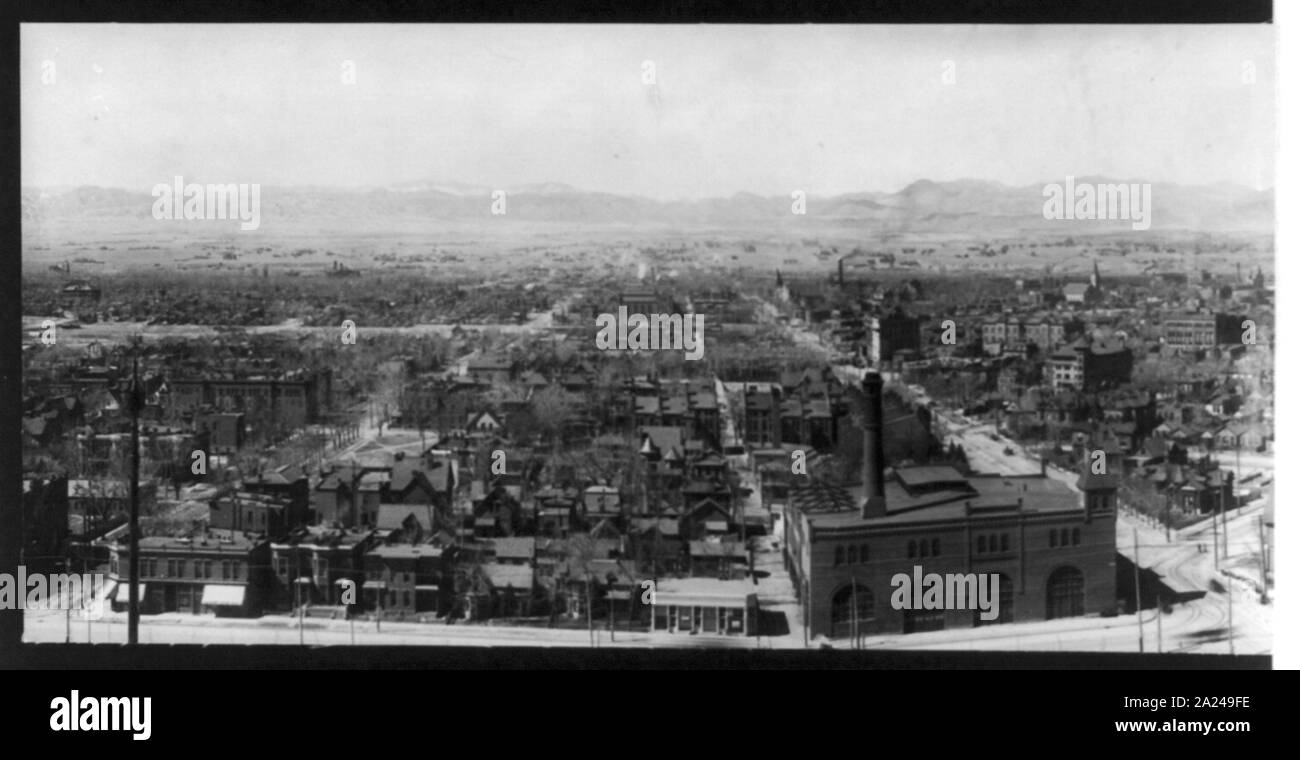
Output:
[{"left": 21, "top": 24, "right": 1275, "bottom": 199}]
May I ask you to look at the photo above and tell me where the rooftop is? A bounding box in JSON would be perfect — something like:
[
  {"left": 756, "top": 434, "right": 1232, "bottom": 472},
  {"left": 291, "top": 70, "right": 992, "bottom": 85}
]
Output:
[
  {"left": 367, "top": 544, "right": 445, "bottom": 560},
  {"left": 792, "top": 470, "right": 1080, "bottom": 531},
  {"left": 654, "top": 578, "right": 756, "bottom": 607}
]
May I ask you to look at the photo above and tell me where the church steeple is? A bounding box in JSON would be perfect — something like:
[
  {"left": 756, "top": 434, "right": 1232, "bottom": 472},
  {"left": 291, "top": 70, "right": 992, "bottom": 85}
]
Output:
[{"left": 1090, "top": 260, "right": 1101, "bottom": 289}]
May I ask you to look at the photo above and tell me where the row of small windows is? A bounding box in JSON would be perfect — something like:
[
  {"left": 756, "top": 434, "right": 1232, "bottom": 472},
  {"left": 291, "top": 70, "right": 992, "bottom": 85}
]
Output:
[
  {"left": 833, "top": 544, "right": 871, "bottom": 566},
  {"left": 833, "top": 529, "right": 1082, "bottom": 564},
  {"left": 1050, "top": 528, "right": 1082, "bottom": 547},
  {"left": 115, "top": 557, "right": 240, "bottom": 580}
]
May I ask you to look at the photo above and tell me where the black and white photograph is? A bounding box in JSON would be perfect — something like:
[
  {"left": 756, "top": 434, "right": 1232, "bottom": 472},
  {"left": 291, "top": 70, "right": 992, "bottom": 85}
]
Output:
[{"left": 2, "top": 3, "right": 1292, "bottom": 727}]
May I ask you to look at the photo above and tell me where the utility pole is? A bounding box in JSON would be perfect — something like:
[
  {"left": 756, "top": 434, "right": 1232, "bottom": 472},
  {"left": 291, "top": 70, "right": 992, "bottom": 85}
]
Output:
[
  {"left": 1222, "top": 476, "right": 1230, "bottom": 558},
  {"left": 1211, "top": 493, "right": 1220, "bottom": 569},
  {"left": 851, "top": 578, "right": 859, "bottom": 650},
  {"left": 1258, "top": 514, "right": 1269, "bottom": 604},
  {"left": 1235, "top": 442, "right": 1241, "bottom": 492},
  {"left": 298, "top": 561, "right": 305, "bottom": 647},
  {"left": 1133, "top": 528, "right": 1143, "bottom": 653},
  {"left": 1170, "top": 491, "right": 1180, "bottom": 545},
  {"left": 128, "top": 354, "right": 142, "bottom": 645},
  {"left": 1227, "top": 577, "right": 1234, "bottom": 655},
  {"left": 1156, "top": 594, "right": 1162, "bottom": 654},
  {"left": 587, "top": 574, "right": 594, "bottom": 648},
  {"left": 803, "top": 580, "right": 809, "bottom": 649}
]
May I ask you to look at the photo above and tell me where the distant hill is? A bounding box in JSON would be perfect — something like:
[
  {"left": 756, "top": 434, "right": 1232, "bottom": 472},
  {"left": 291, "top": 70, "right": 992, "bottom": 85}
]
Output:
[{"left": 21, "top": 178, "right": 1273, "bottom": 234}]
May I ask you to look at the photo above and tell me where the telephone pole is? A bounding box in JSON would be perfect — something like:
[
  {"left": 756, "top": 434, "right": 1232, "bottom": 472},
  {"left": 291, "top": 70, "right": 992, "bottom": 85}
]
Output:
[
  {"left": 851, "top": 578, "right": 859, "bottom": 650},
  {"left": 1211, "top": 493, "right": 1220, "bottom": 569},
  {"left": 1163, "top": 493, "right": 1170, "bottom": 543},
  {"left": 297, "top": 558, "right": 305, "bottom": 647},
  {"left": 128, "top": 354, "right": 142, "bottom": 645},
  {"left": 1221, "top": 477, "right": 1230, "bottom": 561},
  {"left": 1133, "top": 528, "right": 1143, "bottom": 653},
  {"left": 1258, "top": 514, "right": 1269, "bottom": 604},
  {"left": 1227, "top": 577, "right": 1234, "bottom": 655},
  {"left": 1155, "top": 594, "right": 1162, "bottom": 653}
]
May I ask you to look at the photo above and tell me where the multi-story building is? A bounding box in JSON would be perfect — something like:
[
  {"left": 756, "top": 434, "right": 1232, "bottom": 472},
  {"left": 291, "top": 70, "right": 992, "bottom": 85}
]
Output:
[
  {"left": 242, "top": 466, "right": 311, "bottom": 525},
  {"left": 622, "top": 378, "right": 723, "bottom": 445},
  {"left": 1046, "top": 341, "right": 1133, "bottom": 392},
  {"left": 1022, "top": 318, "right": 1068, "bottom": 352},
  {"left": 268, "top": 526, "right": 376, "bottom": 610},
  {"left": 983, "top": 315, "right": 1070, "bottom": 356},
  {"left": 1162, "top": 312, "right": 1248, "bottom": 349},
  {"left": 105, "top": 528, "right": 270, "bottom": 616},
  {"left": 784, "top": 373, "right": 1118, "bottom": 639},
  {"left": 209, "top": 490, "right": 297, "bottom": 538},
  {"left": 361, "top": 544, "right": 454, "bottom": 618},
  {"left": 743, "top": 384, "right": 778, "bottom": 447},
  {"left": 1082, "top": 341, "right": 1134, "bottom": 391},
  {"left": 194, "top": 411, "right": 245, "bottom": 453},
  {"left": 1046, "top": 351, "right": 1084, "bottom": 392},
  {"left": 167, "top": 368, "right": 331, "bottom": 427},
  {"left": 397, "top": 376, "right": 484, "bottom": 433},
  {"left": 872, "top": 308, "right": 922, "bottom": 363}
]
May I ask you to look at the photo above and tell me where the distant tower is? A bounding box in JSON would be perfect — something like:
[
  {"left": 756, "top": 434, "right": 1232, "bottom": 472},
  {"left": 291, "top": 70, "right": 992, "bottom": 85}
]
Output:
[
  {"left": 1076, "top": 451, "right": 1117, "bottom": 524},
  {"left": 1090, "top": 260, "right": 1101, "bottom": 289},
  {"left": 838, "top": 258, "right": 845, "bottom": 288},
  {"left": 776, "top": 269, "right": 784, "bottom": 288}
]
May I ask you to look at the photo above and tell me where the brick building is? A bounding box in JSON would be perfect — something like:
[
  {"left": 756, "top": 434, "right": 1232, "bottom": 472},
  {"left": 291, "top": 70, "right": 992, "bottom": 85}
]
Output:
[
  {"left": 269, "top": 526, "right": 376, "bottom": 610},
  {"left": 167, "top": 369, "right": 331, "bottom": 427},
  {"left": 209, "top": 490, "right": 298, "bottom": 538},
  {"left": 105, "top": 529, "right": 270, "bottom": 616},
  {"left": 784, "top": 373, "right": 1118, "bottom": 639},
  {"left": 1162, "top": 312, "right": 1248, "bottom": 349},
  {"left": 362, "top": 544, "right": 453, "bottom": 618},
  {"left": 872, "top": 308, "right": 922, "bottom": 363}
]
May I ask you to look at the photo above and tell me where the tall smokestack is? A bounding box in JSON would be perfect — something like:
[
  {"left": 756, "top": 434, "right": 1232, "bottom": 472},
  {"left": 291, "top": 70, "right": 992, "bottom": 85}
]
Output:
[{"left": 861, "top": 373, "right": 886, "bottom": 519}]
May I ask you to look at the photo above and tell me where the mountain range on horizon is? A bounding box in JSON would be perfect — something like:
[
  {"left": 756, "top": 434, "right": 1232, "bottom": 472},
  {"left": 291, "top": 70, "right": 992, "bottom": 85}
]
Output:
[{"left": 22, "top": 177, "right": 1274, "bottom": 235}]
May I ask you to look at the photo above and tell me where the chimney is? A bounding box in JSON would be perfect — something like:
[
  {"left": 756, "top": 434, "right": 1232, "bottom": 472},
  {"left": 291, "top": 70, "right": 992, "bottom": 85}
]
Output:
[{"left": 861, "top": 373, "right": 887, "bottom": 519}]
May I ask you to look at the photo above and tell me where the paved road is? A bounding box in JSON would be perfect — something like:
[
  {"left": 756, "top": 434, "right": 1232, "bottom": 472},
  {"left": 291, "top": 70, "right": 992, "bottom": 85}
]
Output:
[{"left": 22, "top": 605, "right": 784, "bottom": 649}]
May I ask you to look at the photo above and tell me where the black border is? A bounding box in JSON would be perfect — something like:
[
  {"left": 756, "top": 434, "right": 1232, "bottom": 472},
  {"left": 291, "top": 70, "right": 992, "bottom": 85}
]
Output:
[
  {"left": 3, "top": 0, "right": 1278, "bottom": 24},
  {"left": 0, "top": 0, "right": 1277, "bottom": 670}
]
